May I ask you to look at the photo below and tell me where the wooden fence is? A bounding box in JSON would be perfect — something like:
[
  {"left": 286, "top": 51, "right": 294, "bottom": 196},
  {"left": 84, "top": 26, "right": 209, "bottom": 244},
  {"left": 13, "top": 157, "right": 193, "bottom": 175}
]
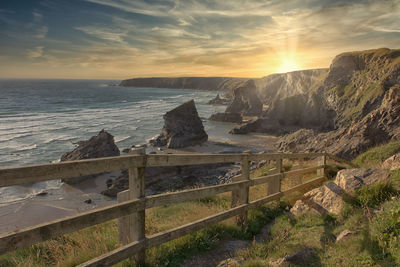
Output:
[{"left": 0, "top": 150, "right": 343, "bottom": 266}]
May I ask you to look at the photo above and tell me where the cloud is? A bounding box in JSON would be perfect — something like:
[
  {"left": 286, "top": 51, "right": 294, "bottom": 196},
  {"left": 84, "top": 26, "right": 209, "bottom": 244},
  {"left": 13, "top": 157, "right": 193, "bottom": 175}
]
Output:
[{"left": 26, "top": 46, "right": 44, "bottom": 58}]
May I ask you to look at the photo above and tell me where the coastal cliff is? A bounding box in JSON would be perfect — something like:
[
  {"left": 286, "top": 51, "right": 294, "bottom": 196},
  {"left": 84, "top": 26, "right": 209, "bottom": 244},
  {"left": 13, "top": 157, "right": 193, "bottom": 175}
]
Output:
[
  {"left": 120, "top": 77, "right": 247, "bottom": 91},
  {"left": 277, "top": 48, "right": 400, "bottom": 159}
]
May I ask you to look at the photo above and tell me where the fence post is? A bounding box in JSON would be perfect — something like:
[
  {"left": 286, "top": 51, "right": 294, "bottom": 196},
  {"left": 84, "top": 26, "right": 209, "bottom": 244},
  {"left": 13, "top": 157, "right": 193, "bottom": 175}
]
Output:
[
  {"left": 117, "top": 147, "right": 146, "bottom": 264},
  {"left": 231, "top": 150, "right": 251, "bottom": 228},
  {"left": 317, "top": 153, "right": 326, "bottom": 177},
  {"left": 267, "top": 154, "right": 283, "bottom": 195},
  {"left": 276, "top": 154, "right": 283, "bottom": 192}
]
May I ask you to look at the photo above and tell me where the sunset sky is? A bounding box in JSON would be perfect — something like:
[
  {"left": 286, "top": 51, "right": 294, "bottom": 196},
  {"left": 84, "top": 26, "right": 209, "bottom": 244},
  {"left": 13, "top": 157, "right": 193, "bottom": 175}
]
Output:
[{"left": 0, "top": 0, "right": 399, "bottom": 79}]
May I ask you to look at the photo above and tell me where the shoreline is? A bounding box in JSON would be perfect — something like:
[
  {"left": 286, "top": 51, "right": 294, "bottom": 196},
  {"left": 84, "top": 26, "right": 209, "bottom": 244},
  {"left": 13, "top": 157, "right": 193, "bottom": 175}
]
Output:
[{"left": 0, "top": 133, "right": 277, "bottom": 235}]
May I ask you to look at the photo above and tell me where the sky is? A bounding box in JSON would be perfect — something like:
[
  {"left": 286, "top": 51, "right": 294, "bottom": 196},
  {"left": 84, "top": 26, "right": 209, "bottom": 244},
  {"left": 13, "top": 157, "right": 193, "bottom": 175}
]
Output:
[{"left": 0, "top": 0, "right": 399, "bottom": 79}]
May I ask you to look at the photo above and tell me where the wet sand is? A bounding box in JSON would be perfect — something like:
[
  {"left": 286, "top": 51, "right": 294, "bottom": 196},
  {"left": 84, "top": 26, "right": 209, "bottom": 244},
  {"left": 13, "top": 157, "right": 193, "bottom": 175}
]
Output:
[{"left": 0, "top": 133, "right": 277, "bottom": 235}]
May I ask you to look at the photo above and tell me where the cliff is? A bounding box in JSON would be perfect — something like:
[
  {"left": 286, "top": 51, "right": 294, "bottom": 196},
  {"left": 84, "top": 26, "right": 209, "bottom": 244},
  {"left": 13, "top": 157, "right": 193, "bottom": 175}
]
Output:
[
  {"left": 120, "top": 77, "right": 247, "bottom": 91},
  {"left": 277, "top": 48, "right": 400, "bottom": 159}
]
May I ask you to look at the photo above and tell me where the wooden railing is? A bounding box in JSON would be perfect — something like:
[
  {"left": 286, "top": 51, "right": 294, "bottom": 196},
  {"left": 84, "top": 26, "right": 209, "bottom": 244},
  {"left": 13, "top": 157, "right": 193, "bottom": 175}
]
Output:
[{"left": 0, "top": 150, "right": 345, "bottom": 266}]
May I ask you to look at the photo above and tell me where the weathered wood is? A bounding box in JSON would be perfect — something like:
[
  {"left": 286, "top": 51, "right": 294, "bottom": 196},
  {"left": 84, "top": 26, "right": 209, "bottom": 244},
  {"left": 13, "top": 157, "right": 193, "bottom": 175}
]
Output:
[
  {"left": 317, "top": 155, "right": 327, "bottom": 176},
  {"left": 283, "top": 165, "right": 324, "bottom": 177},
  {"left": 145, "top": 180, "right": 249, "bottom": 208},
  {"left": 0, "top": 198, "right": 145, "bottom": 255},
  {"left": 128, "top": 148, "right": 146, "bottom": 263},
  {"left": 77, "top": 239, "right": 145, "bottom": 267},
  {"left": 117, "top": 190, "right": 130, "bottom": 245},
  {"left": 282, "top": 176, "right": 325, "bottom": 196},
  {"left": 251, "top": 173, "right": 282, "bottom": 187},
  {"left": 249, "top": 152, "right": 324, "bottom": 161},
  {"left": 81, "top": 192, "right": 284, "bottom": 267},
  {"left": 231, "top": 152, "right": 250, "bottom": 227},
  {"left": 0, "top": 155, "right": 145, "bottom": 187},
  {"left": 146, "top": 153, "right": 243, "bottom": 167}
]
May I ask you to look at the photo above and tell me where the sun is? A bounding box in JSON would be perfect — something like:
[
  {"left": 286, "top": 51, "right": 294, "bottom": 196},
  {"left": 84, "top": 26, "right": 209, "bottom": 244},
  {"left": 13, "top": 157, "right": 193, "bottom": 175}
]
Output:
[{"left": 277, "top": 59, "right": 300, "bottom": 73}]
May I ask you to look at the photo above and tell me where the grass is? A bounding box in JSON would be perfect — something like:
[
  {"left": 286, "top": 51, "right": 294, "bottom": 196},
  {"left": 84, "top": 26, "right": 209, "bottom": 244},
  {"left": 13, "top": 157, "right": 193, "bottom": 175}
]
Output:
[
  {"left": 353, "top": 140, "right": 400, "bottom": 168},
  {"left": 0, "top": 162, "right": 295, "bottom": 267},
  {"left": 238, "top": 182, "right": 400, "bottom": 266}
]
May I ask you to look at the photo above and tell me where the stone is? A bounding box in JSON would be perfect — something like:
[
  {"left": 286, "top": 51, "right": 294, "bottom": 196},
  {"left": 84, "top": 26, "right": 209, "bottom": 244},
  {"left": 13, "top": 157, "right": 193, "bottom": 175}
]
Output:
[
  {"left": 61, "top": 129, "right": 120, "bottom": 161},
  {"left": 382, "top": 153, "right": 400, "bottom": 170},
  {"left": 208, "top": 94, "right": 229, "bottom": 105},
  {"left": 225, "top": 79, "right": 263, "bottom": 116},
  {"left": 217, "top": 258, "right": 240, "bottom": 267},
  {"left": 209, "top": 112, "right": 242, "bottom": 123},
  {"left": 336, "top": 230, "right": 356, "bottom": 243},
  {"left": 270, "top": 248, "right": 315, "bottom": 266},
  {"left": 334, "top": 168, "right": 391, "bottom": 193},
  {"left": 291, "top": 168, "right": 391, "bottom": 216},
  {"left": 60, "top": 129, "right": 120, "bottom": 184},
  {"left": 150, "top": 100, "right": 208, "bottom": 148}
]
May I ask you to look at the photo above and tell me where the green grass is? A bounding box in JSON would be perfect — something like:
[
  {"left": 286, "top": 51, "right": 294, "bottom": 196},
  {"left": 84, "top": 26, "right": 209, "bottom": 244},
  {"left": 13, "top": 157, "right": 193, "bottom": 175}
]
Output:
[
  {"left": 353, "top": 140, "right": 400, "bottom": 168},
  {"left": 238, "top": 182, "right": 400, "bottom": 266}
]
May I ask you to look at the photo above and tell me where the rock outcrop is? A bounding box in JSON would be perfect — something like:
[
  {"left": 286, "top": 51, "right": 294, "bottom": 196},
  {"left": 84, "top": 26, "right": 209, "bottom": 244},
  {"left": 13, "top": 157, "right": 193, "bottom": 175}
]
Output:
[
  {"left": 150, "top": 100, "right": 208, "bottom": 148},
  {"left": 291, "top": 168, "right": 391, "bottom": 216},
  {"left": 61, "top": 130, "right": 120, "bottom": 161},
  {"left": 276, "top": 48, "right": 400, "bottom": 160},
  {"left": 208, "top": 94, "right": 229, "bottom": 105},
  {"left": 225, "top": 80, "right": 263, "bottom": 116},
  {"left": 209, "top": 112, "right": 242, "bottom": 123},
  {"left": 382, "top": 153, "right": 400, "bottom": 170},
  {"left": 60, "top": 130, "right": 120, "bottom": 183}
]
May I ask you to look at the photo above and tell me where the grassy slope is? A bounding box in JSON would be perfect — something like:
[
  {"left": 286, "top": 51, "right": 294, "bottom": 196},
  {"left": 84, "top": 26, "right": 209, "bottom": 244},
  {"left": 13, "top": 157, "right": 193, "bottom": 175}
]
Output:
[
  {"left": 0, "top": 163, "right": 303, "bottom": 267},
  {"left": 238, "top": 140, "right": 400, "bottom": 266},
  {"left": 2, "top": 142, "right": 399, "bottom": 267}
]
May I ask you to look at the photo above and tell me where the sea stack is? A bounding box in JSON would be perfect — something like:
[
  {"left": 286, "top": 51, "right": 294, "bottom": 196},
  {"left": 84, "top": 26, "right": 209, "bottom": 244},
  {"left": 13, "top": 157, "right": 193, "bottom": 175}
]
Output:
[
  {"left": 61, "top": 129, "right": 120, "bottom": 161},
  {"left": 151, "top": 99, "right": 208, "bottom": 148},
  {"left": 61, "top": 129, "right": 120, "bottom": 184}
]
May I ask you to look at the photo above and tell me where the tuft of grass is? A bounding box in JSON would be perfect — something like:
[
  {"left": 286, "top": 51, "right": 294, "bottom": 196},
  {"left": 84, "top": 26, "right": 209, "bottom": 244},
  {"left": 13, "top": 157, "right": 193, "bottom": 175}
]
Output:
[
  {"left": 353, "top": 140, "right": 400, "bottom": 168},
  {"left": 353, "top": 182, "right": 398, "bottom": 209},
  {"left": 370, "top": 199, "right": 400, "bottom": 259}
]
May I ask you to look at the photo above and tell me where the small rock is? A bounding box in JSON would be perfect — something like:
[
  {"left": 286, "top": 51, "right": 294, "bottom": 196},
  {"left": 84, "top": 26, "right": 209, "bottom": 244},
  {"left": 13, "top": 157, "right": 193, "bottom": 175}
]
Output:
[
  {"left": 36, "top": 191, "right": 48, "bottom": 196},
  {"left": 217, "top": 258, "right": 240, "bottom": 267},
  {"left": 336, "top": 230, "right": 356, "bottom": 243},
  {"left": 84, "top": 199, "right": 92, "bottom": 204},
  {"left": 382, "top": 153, "right": 400, "bottom": 170},
  {"left": 270, "top": 248, "right": 315, "bottom": 266}
]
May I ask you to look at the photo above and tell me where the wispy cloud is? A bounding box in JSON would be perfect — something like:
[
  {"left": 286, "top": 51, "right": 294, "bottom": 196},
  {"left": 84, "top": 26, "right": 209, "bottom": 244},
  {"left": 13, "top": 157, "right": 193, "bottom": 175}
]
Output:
[
  {"left": 26, "top": 46, "right": 44, "bottom": 58},
  {"left": 1, "top": 0, "right": 400, "bottom": 78}
]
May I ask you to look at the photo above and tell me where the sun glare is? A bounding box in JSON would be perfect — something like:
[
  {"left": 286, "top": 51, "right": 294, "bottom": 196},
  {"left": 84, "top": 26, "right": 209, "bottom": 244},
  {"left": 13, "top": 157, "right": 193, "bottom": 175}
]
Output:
[{"left": 277, "top": 59, "right": 300, "bottom": 73}]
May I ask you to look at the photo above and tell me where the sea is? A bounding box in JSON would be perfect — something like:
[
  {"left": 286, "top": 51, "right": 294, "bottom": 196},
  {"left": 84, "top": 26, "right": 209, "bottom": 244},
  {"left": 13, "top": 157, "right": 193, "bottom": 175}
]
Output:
[{"left": 0, "top": 79, "right": 249, "bottom": 207}]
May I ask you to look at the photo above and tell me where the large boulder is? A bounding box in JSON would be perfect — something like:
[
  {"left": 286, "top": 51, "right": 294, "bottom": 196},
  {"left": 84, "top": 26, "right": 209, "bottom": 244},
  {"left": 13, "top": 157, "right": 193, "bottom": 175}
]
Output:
[
  {"left": 61, "top": 130, "right": 120, "bottom": 161},
  {"left": 150, "top": 100, "right": 208, "bottom": 148},
  {"left": 60, "top": 130, "right": 120, "bottom": 184},
  {"left": 291, "top": 168, "right": 391, "bottom": 216},
  {"left": 382, "top": 153, "right": 400, "bottom": 170}
]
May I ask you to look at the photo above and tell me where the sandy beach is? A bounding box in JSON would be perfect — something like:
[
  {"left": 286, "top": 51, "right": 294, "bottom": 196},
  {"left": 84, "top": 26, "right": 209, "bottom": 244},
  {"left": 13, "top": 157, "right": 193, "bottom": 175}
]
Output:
[{"left": 0, "top": 133, "right": 277, "bottom": 235}]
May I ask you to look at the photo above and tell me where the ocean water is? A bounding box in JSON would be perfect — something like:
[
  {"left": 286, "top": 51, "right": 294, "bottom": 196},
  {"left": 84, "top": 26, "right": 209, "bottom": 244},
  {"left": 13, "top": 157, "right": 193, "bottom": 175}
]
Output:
[{"left": 0, "top": 79, "right": 237, "bottom": 168}]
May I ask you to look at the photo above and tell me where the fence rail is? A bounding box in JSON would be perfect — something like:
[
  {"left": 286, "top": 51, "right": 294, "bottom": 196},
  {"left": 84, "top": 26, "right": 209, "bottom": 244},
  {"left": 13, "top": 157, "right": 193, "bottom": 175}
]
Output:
[{"left": 0, "top": 150, "right": 348, "bottom": 266}]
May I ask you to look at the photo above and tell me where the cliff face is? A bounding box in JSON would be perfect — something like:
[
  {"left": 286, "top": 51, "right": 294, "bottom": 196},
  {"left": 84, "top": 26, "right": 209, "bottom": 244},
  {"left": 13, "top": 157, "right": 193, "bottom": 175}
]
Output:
[
  {"left": 322, "top": 48, "right": 400, "bottom": 128},
  {"left": 120, "top": 77, "right": 247, "bottom": 91},
  {"left": 277, "top": 48, "right": 400, "bottom": 159},
  {"left": 229, "top": 68, "right": 332, "bottom": 133}
]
